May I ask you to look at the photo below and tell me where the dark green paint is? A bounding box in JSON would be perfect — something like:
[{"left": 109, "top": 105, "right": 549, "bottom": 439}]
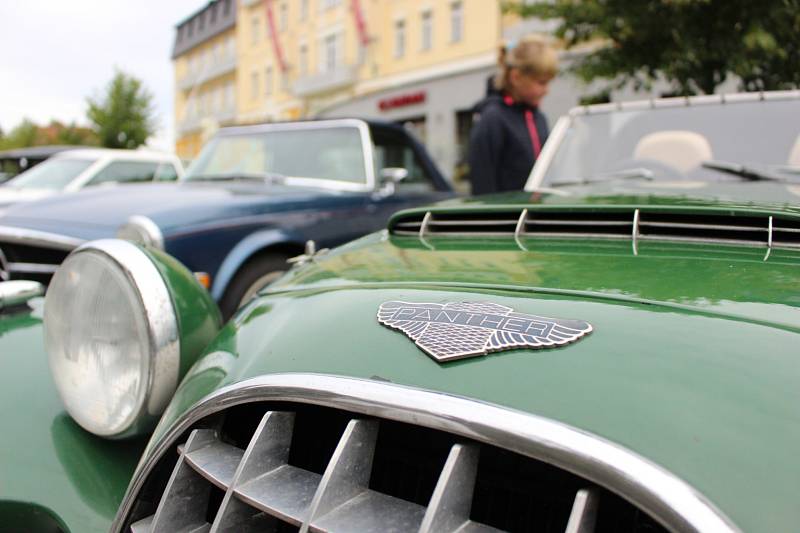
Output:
[
  {"left": 143, "top": 246, "right": 222, "bottom": 377},
  {"left": 0, "top": 303, "right": 146, "bottom": 533},
  {"left": 152, "top": 229, "right": 800, "bottom": 533}
]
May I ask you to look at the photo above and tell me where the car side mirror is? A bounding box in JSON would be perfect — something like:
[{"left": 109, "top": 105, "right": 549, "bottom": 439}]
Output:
[{"left": 377, "top": 167, "right": 409, "bottom": 196}]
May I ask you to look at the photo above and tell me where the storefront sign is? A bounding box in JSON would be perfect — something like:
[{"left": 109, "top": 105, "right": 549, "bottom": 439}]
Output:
[{"left": 378, "top": 92, "right": 426, "bottom": 111}]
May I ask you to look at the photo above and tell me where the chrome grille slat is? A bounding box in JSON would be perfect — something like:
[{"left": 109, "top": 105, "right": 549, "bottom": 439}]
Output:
[
  {"left": 420, "top": 444, "right": 500, "bottom": 533},
  {"left": 234, "top": 465, "right": 321, "bottom": 524},
  {"left": 150, "top": 429, "right": 219, "bottom": 532},
  {"left": 303, "top": 418, "right": 379, "bottom": 530},
  {"left": 639, "top": 221, "right": 766, "bottom": 231},
  {"left": 526, "top": 220, "right": 631, "bottom": 226},
  {"left": 184, "top": 440, "right": 244, "bottom": 490},
  {"left": 565, "top": 489, "right": 599, "bottom": 533},
  {"left": 311, "top": 490, "right": 426, "bottom": 533},
  {"left": 773, "top": 226, "right": 800, "bottom": 233},
  {"left": 129, "top": 516, "right": 153, "bottom": 533},
  {"left": 428, "top": 220, "right": 521, "bottom": 226},
  {"left": 211, "top": 410, "right": 297, "bottom": 530}
]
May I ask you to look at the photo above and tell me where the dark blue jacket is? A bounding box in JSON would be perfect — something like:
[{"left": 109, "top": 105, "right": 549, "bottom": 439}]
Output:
[{"left": 468, "top": 94, "right": 549, "bottom": 195}]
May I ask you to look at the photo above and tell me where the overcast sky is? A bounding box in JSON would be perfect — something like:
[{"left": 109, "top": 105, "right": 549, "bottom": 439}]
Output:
[{"left": 0, "top": 0, "right": 208, "bottom": 151}]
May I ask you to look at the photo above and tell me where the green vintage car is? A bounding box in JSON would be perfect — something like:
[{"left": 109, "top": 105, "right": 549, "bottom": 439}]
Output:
[{"left": 2, "top": 92, "right": 800, "bottom": 533}]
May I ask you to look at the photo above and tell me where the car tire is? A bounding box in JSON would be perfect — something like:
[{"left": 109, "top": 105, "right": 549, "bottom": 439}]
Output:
[{"left": 219, "top": 253, "right": 290, "bottom": 320}]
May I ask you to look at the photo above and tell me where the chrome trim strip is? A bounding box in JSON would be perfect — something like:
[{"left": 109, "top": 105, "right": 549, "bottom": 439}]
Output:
[
  {"left": 61, "top": 240, "right": 180, "bottom": 437},
  {"left": 113, "top": 374, "right": 740, "bottom": 533},
  {"left": 418, "top": 212, "right": 434, "bottom": 251},
  {"left": 0, "top": 246, "right": 8, "bottom": 281},
  {"left": 419, "top": 211, "right": 432, "bottom": 239},
  {"left": 117, "top": 215, "right": 165, "bottom": 251},
  {"left": 514, "top": 208, "right": 529, "bottom": 252},
  {"left": 526, "top": 114, "right": 571, "bottom": 190},
  {"left": 7, "top": 262, "right": 59, "bottom": 274},
  {"left": 567, "top": 90, "right": 800, "bottom": 118},
  {"left": 0, "top": 225, "right": 85, "bottom": 251},
  {"left": 0, "top": 280, "right": 44, "bottom": 310},
  {"left": 632, "top": 209, "right": 640, "bottom": 256},
  {"left": 767, "top": 216, "right": 774, "bottom": 249},
  {"left": 764, "top": 216, "right": 774, "bottom": 262}
]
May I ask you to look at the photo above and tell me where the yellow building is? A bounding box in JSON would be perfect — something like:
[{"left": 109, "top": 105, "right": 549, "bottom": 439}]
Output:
[{"left": 173, "top": 1, "right": 557, "bottom": 174}]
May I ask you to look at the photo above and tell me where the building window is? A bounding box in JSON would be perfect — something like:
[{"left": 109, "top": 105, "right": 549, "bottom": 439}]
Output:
[
  {"left": 281, "top": 70, "right": 290, "bottom": 91},
  {"left": 450, "top": 1, "right": 463, "bottom": 43},
  {"left": 421, "top": 10, "right": 433, "bottom": 51},
  {"left": 394, "top": 19, "right": 406, "bottom": 58},
  {"left": 280, "top": 3, "right": 288, "bottom": 31},
  {"left": 251, "top": 71, "right": 259, "bottom": 100},
  {"left": 299, "top": 43, "right": 308, "bottom": 75},
  {"left": 300, "top": 0, "right": 308, "bottom": 20},
  {"left": 226, "top": 35, "right": 236, "bottom": 59},
  {"left": 320, "top": 0, "right": 341, "bottom": 10},
  {"left": 323, "top": 33, "right": 337, "bottom": 72},
  {"left": 225, "top": 82, "right": 235, "bottom": 110},
  {"left": 251, "top": 16, "right": 260, "bottom": 45},
  {"left": 223, "top": 0, "right": 231, "bottom": 16},
  {"left": 265, "top": 66, "right": 273, "bottom": 96}
]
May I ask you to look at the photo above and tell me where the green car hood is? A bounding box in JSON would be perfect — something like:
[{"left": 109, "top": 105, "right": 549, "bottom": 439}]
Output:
[
  {"left": 0, "top": 301, "right": 146, "bottom": 533},
  {"left": 157, "top": 222, "right": 800, "bottom": 533}
]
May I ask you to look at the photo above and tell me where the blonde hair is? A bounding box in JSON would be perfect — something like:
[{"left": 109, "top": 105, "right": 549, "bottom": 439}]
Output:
[{"left": 494, "top": 35, "right": 558, "bottom": 92}]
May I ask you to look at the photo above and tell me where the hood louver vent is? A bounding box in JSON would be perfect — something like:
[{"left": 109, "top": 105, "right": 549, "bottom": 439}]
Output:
[{"left": 390, "top": 209, "right": 800, "bottom": 254}]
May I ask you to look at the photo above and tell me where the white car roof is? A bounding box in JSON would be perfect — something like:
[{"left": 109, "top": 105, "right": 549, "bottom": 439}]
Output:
[{"left": 52, "top": 148, "right": 179, "bottom": 163}]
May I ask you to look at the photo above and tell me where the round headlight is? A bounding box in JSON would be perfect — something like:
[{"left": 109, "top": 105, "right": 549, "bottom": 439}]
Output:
[
  {"left": 44, "top": 239, "right": 179, "bottom": 438},
  {"left": 116, "top": 215, "right": 164, "bottom": 250}
]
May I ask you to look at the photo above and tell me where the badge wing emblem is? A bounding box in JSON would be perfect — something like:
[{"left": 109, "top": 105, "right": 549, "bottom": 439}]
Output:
[{"left": 378, "top": 301, "right": 592, "bottom": 362}]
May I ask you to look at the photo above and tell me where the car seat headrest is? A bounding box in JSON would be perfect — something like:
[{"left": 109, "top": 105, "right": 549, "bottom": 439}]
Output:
[{"left": 633, "top": 130, "right": 713, "bottom": 173}]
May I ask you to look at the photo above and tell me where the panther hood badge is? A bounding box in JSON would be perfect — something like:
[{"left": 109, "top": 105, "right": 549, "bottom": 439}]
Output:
[{"left": 377, "top": 301, "right": 592, "bottom": 362}]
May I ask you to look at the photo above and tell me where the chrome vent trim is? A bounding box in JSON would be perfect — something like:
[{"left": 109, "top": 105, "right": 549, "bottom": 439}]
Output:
[
  {"left": 113, "top": 374, "right": 740, "bottom": 533},
  {"left": 390, "top": 209, "right": 800, "bottom": 255},
  {"left": 0, "top": 226, "right": 84, "bottom": 282}
]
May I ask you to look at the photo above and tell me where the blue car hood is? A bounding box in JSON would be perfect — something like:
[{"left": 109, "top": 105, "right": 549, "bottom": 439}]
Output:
[{"left": 0, "top": 181, "right": 356, "bottom": 240}]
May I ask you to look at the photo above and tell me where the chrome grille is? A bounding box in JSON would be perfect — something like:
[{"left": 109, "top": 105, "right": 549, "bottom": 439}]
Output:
[
  {"left": 390, "top": 208, "right": 800, "bottom": 253},
  {"left": 124, "top": 403, "right": 663, "bottom": 533},
  {"left": 0, "top": 227, "right": 83, "bottom": 284}
]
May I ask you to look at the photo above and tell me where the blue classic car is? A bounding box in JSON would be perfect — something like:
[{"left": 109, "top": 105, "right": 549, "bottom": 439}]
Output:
[{"left": 0, "top": 119, "right": 453, "bottom": 317}]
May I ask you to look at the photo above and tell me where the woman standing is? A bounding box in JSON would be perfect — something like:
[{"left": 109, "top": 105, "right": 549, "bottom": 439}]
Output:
[{"left": 468, "top": 36, "right": 558, "bottom": 195}]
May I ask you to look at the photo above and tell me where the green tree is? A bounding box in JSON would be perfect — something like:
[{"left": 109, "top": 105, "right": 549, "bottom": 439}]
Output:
[
  {"left": 0, "top": 119, "right": 41, "bottom": 150},
  {"left": 86, "top": 70, "right": 156, "bottom": 148},
  {"left": 506, "top": 0, "right": 800, "bottom": 95}
]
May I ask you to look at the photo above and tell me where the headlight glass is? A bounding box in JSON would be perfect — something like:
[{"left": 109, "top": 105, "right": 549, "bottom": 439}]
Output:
[{"left": 45, "top": 240, "right": 179, "bottom": 438}]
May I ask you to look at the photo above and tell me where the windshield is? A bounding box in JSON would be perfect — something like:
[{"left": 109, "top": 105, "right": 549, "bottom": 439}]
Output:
[
  {"left": 541, "top": 98, "right": 800, "bottom": 185},
  {"left": 8, "top": 157, "right": 95, "bottom": 190},
  {"left": 185, "top": 126, "right": 369, "bottom": 186}
]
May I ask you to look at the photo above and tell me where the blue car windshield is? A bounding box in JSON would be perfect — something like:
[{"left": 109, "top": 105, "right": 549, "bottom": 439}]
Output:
[
  {"left": 185, "top": 126, "right": 369, "bottom": 186},
  {"left": 542, "top": 97, "right": 800, "bottom": 185}
]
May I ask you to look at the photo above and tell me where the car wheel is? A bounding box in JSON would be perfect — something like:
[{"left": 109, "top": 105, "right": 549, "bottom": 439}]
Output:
[{"left": 219, "top": 253, "right": 290, "bottom": 320}]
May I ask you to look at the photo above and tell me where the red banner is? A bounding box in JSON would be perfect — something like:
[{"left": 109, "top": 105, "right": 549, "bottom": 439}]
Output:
[
  {"left": 351, "top": 0, "right": 369, "bottom": 47},
  {"left": 265, "top": 0, "right": 287, "bottom": 71}
]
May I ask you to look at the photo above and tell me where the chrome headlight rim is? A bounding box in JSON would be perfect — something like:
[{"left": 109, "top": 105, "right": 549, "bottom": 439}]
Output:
[
  {"left": 47, "top": 239, "right": 180, "bottom": 438},
  {"left": 117, "top": 215, "right": 165, "bottom": 250}
]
